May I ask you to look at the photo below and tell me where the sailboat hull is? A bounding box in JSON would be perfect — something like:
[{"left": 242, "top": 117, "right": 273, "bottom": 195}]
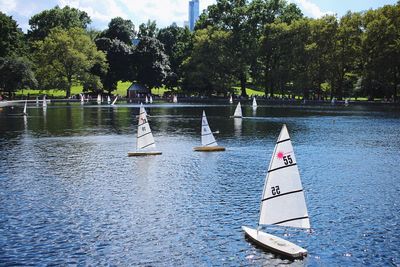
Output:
[
  {"left": 193, "top": 146, "right": 225, "bottom": 152},
  {"left": 242, "top": 226, "right": 307, "bottom": 259},
  {"left": 128, "top": 151, "right": 162, "bottom": 156}
]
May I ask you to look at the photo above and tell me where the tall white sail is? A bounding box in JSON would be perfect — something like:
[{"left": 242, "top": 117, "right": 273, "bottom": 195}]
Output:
[
  {"left": 23, "top": 99, "right": 27, "bottom": 115},
  {"left": 111, "top": 95, "right": 118, "bottom": 105},
  {"left": 173, "top": 95, "right": 178, "bottom": 103},
  {"left": 229, "top": 95, "right": 233, "bottom": 104},
  {"left": 80, "top": 94, "right": 85, "bottom": 104},
  {"left": 36, "top": 97, "right": 39, "bottom": 106},
  {"left": 200, "top": 111, "right": 218, "bottom": 147},
  {"left": 252, "top": 97, "right": 257, "bottom": 108},
  {"left": 233, "top": 102, "right": 242, "bottom": 117},
  {"left": 145, "top": 95, "right": 149, "bottom": 103},
  {"left": 43, "top": 96, "right": 47, "bottom": 108},
  {"left": 97, "top": 94, "right": 101, "bottom": 104},
  {"left": 107, "top": 96, "right": 111, "bottom": 104},
  {"left": 149, "top": 96, "right": 153, "bottom": 104},
  {"left": 259, "top": 124, "right": 310, "bottom": 229},
  {"left": 136, "top": 104, "right": 156, "bottom": 150}
]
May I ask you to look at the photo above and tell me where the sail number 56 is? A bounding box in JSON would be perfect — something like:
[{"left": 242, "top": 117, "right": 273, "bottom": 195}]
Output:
[
  {"left": 283, "top": 155, "right": 293, "bottom": 165},
  {"left": 271, "top": 186, "right": 280, "bottom": 196}
]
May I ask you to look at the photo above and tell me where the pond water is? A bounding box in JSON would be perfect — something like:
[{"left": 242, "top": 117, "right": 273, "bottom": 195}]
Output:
[{"left": 0, "top": 101, "right": 399, "bottom": 266}]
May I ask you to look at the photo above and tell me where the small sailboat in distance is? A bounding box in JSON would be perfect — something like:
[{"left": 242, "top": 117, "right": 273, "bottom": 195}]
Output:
[
  {"left": 107, "top": 95, "right": 111, "bottom": 104},
  {"left": 97, "top": 94, "right": 101, "bottom": 104},
  {"left": 111, "top": 95, "right": 118, "bottom": 106},
  {"left": 128, "top": 104, "right": 162, "bottom": 156},
  {"left": 23, "top": 99, "right": 27, "bottom": 116},
  {"left": 173, "top": 95, "right": 178, "bottom": 103},
  {"left": 149, "top": 95, "right": 153, "bottom": 104},
  {"left": 229, "top": 95, "right": 233, "bottom": 104},
  {"left": 145, "top": 95, "right": 149, "bottom": 104},
  {"left": 194, "top": 111, "right": 225, "bottom": 152},
  {"left": 242, "top": 124, "right": 310, "bottom": 259},
  {"left": 232, "top": 102, "right": 242, "bottom": 118},
  {"left": 43, "top": 95, "right": 47, "bottom": 108},
  {"left": 80, "top": 94, "right": 85, "bottom": 104},
  {"left": 252, "top": 97, "right": 257, "bottom": 109}
]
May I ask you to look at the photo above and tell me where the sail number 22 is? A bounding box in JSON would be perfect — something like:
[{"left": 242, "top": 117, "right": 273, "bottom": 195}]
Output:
[{"left": 271, "top": 186, "right": 280, "bottom": 196}]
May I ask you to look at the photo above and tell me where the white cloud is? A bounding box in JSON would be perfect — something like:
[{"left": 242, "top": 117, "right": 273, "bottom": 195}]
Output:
[
  {"left": 289, "top": 0, "right": 334, "bottom": 18},
  {"left": 0, "top": 0, "right": 17, "bottom": 13}
]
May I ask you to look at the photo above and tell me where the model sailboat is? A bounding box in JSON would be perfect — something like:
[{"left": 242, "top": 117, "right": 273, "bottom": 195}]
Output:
[
  {"left": 232, "top": 102, "right": 242, "bottom": 118},
  {"left": 193, "top": 111, "right": 225, "bottom": 152},
  {"left": 145, "top": 95, "right": 149, "bottom": 104},
  {"left": 242, "top": 124, "right": 310, "bottom": 259},
  {"left": 97, "top": 94, "right": 101, "bottom": 104},
  {"left": 173, "top": 95, "right": 178, "bottom": 103},
  {"left": 42, "top": 96, "right": 47, "bottom": 108},
  {"left": 107, "top": 95, "right": 111, "bottom": 104},
  {"left": 252, "top": 97, "right": 257, "bottom": 109},
  {"left": 229, "top": 95, "right": 233, "bottom": 104},
  {"left": 128, "top": 104, "right": 162, "bottom": 156},
  {"left": 23, "top": 99, "right": 27, "bottom": 116},
  {"left": 149, "top": 95, "right": 153, "bottom": 104}
]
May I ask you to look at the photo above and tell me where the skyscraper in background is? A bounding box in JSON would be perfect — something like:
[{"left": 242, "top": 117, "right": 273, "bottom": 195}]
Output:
[{"left": 189, "top": 0, "right": 199, "bottom": 31}]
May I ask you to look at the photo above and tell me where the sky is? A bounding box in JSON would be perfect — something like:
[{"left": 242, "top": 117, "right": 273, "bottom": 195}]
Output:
[{"left": 0, "top": 0, "right": 397, "bottom": 32}]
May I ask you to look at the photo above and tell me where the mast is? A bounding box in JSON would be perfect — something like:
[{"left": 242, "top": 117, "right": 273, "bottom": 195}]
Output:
[{"left": 258, "top": 124, "right": 310, "bottom": 229}]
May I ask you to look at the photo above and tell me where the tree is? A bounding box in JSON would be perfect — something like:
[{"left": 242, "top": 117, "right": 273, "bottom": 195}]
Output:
[
  {"left": 28, "top": 5, "right": 91, "bottom": 41},
  {"left": 0, "top": 57, "right": 37, "bottom": 98},
  {"left": 138, "top": 20, "right": 158, "bottom": 38},
  {"left": 95, "top": 37, "right": 134, "bottom": 93},
  {"left": 157, "top": 24, "right": 192, "bottom": 89},
  {"left": 182, "top": 26, "right": 235, "bottom": 95},
  {"left": 0, "top": 11, "right": 26, "bottom": 58},
  {"left": 33, "top": 27, "right": 107, "bottom": 98},
  {"left": 133, "top": 36, "right": 170, "bottom": 90},
  {"left": 100, "top": 17, "right": 136, "bottom": 45}
]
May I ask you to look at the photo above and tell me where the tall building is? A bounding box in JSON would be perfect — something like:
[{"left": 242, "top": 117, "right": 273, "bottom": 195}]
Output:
[{"left": 189, "top": 0, "right": 199, "bottom": 31}]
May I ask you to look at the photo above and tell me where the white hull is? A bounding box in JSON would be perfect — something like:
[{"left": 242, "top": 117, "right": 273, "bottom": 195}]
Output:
[{"left": 242, "top": 226, "right": 307, "bottom": 259}]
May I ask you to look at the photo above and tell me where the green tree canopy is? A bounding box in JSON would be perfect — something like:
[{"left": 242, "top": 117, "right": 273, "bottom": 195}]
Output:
[
  {"left": 0, "top": 11, "right": 26, "bottom": 58},
  {"left": 0, "top": 57, "right": 37, "bottom": 97},
  {"left": 100, "top": 17, "right": 136, "bottom": 45},
  {"left": 33, "top": 27, "right": 107, "bottom": 97},
  {"left": 28, "top": 5, "right": 91, "bottom": 41},
  {"left": 138, "top": 20, "right": 158, "bottom": 38}
]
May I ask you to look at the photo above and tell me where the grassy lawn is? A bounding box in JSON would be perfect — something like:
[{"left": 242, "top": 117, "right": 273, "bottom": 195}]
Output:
[{"left": 233, "top": 86, "right": 265, "bottom": 97}]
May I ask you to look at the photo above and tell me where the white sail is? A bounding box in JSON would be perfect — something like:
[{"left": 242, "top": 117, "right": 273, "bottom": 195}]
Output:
[
  {"left": 43, "top": 96, "right": 47, "bottom": 108},
  {"left": 200, "top": 111, "right": 218, "bottom": 147},
  {"left": 97, "top": 94, "right": 101, "bottom": 104},
  {"left": 145, "top": 96, "right": 149, "bottom": 103},
  {"left": 259, "top": 124, "right": 310, "bottom": 229},
  {"left": 107, "top": 96, "right": 111, "bottom": 104},
  {"left": 111, "top": 95, "right": 118, "bottom": 105},
  {"left": 136, "top": 104, "right": 156, "bottom": 150},
  {"left": 233, "top": 102, "right": 242, "bottom": 117},
  {"left": 173, "top": 95, "right": 178, "bottom": 103},
  {"left": 252, "top": 97, "right": 257, "bottom": 108},
  {"left": 23, "top": 99, "right": 27, "bottom": 115},
  {"left": 36, "top": 97, "right": 39, "bottom": 106},
  {"left": 80, "top": 94, "right": 85, "bottom": 103},
  {"left": 345, "top": 99, "right": 349, "bottom": 106},
  {"left": 149, "top": 96, "right": 153, "bottom": 104},
  {"left": 229, "top": 95, "right": 233, "bottom": 104}
]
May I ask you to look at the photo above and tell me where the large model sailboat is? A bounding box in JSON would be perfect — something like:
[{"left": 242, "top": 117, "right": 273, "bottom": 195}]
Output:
[
  {"left": 128, "top": 104, "right": 162, "bottom": 156},
  {"left": 193, "top": 111, "right": 225, "bottom": 152},
  {"left": 232, "top": 102, "right": 242, "bottom": 118},
  {"left": 242, "top": 124, "right": 310, "bottom": 259}
]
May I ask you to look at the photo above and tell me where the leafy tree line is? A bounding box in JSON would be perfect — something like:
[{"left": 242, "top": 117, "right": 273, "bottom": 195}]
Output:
[{"left": 0, "top": 1, "right": 399, "bottom": 101}]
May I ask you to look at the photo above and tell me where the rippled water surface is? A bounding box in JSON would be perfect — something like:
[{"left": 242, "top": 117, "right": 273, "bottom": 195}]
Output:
[{"left": 1, "top": 102, "right": 399, "bottom": 266}]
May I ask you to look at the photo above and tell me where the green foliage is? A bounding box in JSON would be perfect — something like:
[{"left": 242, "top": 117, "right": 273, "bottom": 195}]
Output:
[
  {"left": 138, "top": 20, "right": 158, "bottom": 38},
  {"left": 0, "top": 11, "right": 26, "bottom": 58},
  {"left": 33, "top": 27, "right": 108, "bottom": 98},
  {"left": 134, "top": 36, "right": 170, "bottom": 90},
  {"left": 182, "top": 26, "right": 235, "bottom": 95},
  {"left": 99, "top": 17, "right": 136, "bottom": 45},
  {"left": 28, "top": 5, "right": 91, "bottom": 41},
  {"left": 0, "top": 57, "right": 37, "bottom": 97}
]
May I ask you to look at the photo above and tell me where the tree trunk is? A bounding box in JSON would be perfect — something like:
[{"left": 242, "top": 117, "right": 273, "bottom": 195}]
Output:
[
  {"left": 240, "top": 73, "right": 247, "bottom": 97},
  {"left": 66, "top": 76, "right": 72, "bottom": 98}
]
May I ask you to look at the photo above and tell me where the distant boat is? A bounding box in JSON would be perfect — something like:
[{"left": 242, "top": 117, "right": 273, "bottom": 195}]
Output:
[
  {"left": 242, "top": 124, "right": 310, "bottom": 259},
  {"left": 252, "top": 97, "right": 257, "bottom": 109},
  {"left": 149, "top": 95, "right": 153, "bottom": 104},
  {"left": 331, "top": 97, "right": 336, "bottom": 105},
  {"left": 43, "top": 96, "right": 47, "bottom": 108},
  {"left": 35, "top": 97, "right": 39, "bottom": 106},
  {"left": 193, "top": 111, "right": 225, "bottom": 152},
  {"left": 111, "top": 95, "right": 118, "bottom": 106},
  {"left": 97, "top": 94, "right": 101, "bottom": 104},
  {"left": 229, "top": 95, "right": 233, "bottom": 104},
  {"left": 173, "top": 95, "right": 178, "bottom": 103},
  {"left": 145, "top": 95, "right": 149, "bottom": 104},
  {"left": 23, "top": 99, "right": 27, "bottom": 116},
  {"left": 128, "top": 103, "right": 162, "bottom": 156},
  {"left": 107, "top": 95, "right": 111, "bottom": 104},
  {"left": 345, "top": 99, "right": 349, "bottom": 106},
  {"left": 232, "top": 102, "right": 242, "bottom": 118},
  {"left": 80, "top": 94, "right": 85, "bottom": 104}
]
